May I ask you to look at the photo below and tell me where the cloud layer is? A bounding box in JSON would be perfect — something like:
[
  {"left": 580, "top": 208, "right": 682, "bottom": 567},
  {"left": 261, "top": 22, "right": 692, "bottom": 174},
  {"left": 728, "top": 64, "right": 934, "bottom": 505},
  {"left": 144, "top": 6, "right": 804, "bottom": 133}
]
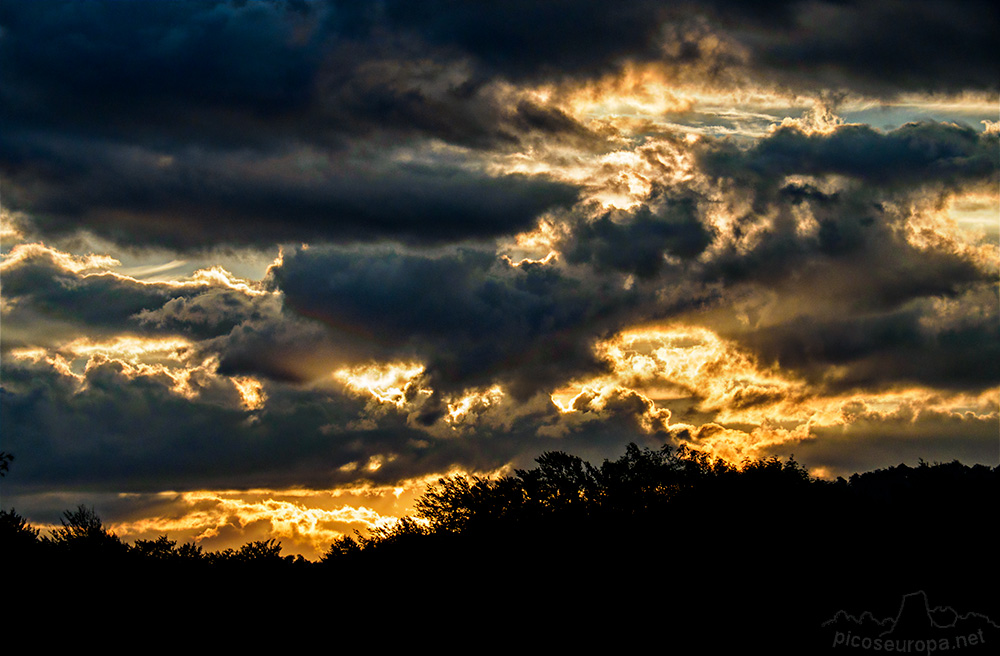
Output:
[{"left": 2, "top": 0, "right": 997, "bottom": 557}]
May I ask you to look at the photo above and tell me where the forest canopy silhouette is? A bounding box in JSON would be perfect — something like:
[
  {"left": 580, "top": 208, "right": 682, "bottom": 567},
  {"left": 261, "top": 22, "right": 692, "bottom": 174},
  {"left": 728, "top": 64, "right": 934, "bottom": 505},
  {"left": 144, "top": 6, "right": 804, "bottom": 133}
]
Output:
[
  {"left": 2, "top": 442, "right": 997, "bottom": 650},
  {"left": 4, "top": 442, "right": 995, "bottom": 570}
]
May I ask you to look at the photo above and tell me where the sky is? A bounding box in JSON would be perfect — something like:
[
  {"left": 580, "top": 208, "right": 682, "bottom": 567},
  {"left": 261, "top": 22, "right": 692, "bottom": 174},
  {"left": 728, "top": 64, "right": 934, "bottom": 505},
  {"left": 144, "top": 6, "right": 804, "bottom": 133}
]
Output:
[{"left": 1, "top": 0, "right": 998, "bottom": 560}]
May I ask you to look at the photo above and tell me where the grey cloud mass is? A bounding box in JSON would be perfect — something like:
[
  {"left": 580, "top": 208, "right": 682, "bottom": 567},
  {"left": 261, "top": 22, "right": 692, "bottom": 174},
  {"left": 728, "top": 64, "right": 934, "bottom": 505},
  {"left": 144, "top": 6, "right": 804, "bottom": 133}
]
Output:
[
  {"left": 1, "top": 130, "right": 581, "bottom": 248},
  {"left": 1, "top": 0, "right": 996, "bottom": 554},
  {"left": 700, "top": 122, "right": 999, "bottom": 191},
  {"left": 271, "top": 245, "right": 643, "bottom": 400},
  {"left": 4, "top": 1, "right": 996, "bottom": 248}
]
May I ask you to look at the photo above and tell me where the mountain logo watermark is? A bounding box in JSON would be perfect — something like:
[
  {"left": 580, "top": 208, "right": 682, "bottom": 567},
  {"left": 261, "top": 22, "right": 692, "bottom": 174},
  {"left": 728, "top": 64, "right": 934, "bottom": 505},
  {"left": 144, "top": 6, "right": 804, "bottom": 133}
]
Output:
[{"left": 823, "top": 591, "right": 999, "bottom": 653}]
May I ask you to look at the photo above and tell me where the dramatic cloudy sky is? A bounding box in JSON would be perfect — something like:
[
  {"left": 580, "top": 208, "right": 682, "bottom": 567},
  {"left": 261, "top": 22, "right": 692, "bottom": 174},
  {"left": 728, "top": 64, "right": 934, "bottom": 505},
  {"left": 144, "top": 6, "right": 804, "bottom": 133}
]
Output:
[{"left": 2, "top": 0, "right": 998, "bottom": 558}]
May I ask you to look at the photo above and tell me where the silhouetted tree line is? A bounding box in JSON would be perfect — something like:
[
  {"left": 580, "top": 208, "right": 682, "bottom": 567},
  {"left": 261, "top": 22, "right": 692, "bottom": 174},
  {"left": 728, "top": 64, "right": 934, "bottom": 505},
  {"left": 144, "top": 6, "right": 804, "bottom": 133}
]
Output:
[
  {"left": 318, "top": 445, "right": 997, "bottom": 586},
  {"left": 2, "top": 443, "right": 996, "bottom": 649},
  {"left": 3, "top": 443, "right": 996, "bottom": 569},
  {"left": 1, "top": 503, "right": 309, "bottom": 571}
]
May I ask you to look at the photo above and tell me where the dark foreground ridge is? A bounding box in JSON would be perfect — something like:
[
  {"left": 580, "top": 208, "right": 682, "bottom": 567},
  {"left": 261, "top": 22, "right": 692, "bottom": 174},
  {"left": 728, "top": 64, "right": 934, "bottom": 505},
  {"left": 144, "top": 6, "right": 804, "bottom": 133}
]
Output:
[{"left": 3, "top": 444, "right": 997, "bottom": 651}]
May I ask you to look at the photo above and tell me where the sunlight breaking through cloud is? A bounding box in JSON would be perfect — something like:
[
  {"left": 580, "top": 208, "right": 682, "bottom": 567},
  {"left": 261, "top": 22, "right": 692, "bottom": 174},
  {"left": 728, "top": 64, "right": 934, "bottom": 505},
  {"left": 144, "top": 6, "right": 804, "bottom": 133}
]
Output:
[{"left": 1, "top": 0, "right": 995, "bottom": 560}]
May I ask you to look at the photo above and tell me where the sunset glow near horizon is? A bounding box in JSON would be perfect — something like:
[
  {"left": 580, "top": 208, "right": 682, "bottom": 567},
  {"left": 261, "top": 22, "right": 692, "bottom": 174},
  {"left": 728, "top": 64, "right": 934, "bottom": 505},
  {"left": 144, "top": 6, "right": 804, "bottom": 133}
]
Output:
[{"left": 1, "top": 0, "right": 997, "bottom": 559}]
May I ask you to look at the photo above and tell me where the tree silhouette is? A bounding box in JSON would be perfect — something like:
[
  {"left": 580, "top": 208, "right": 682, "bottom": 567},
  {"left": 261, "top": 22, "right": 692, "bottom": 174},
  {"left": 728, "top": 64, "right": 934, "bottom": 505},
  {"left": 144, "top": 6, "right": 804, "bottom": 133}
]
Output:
[
  {"left": 233, "top": 538, "right": 283, "bottom": 562},
  {"left": 414, "top": 474, "right": 532, "bottom": 533},
  {"left": 320, "top": 534, "right": 363, "bottom": 563},
  {"left": 131, "top": 535, "right": 183, "bottom": 561},
  {"left": 2, "top": 440, "right": 995, "bottom": 651},
  {"left": 519, "top": 450, "right": 600, "bottom": 517},
  {"left": 1, "top": 507, "right": 40, "bottom": 562},
  {"left": 209, "top": 538, "right": 287, "bottom": 566},
  {"left": 46, "top": 505, "right": 127, "bottom": 559}
]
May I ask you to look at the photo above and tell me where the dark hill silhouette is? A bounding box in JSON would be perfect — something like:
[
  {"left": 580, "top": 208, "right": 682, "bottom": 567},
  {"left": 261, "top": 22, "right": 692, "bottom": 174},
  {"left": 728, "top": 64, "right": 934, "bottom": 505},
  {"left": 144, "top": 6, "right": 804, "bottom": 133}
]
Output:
[{"left": 2, "top": 443, "right": 996, "bottom": 652}]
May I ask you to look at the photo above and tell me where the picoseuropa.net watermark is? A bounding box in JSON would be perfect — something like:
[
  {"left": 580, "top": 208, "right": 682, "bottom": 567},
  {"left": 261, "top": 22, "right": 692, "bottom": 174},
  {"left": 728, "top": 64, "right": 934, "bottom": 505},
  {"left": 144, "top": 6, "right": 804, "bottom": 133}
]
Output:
[
  {"left": 832, "top": 629, "right": 987, "bottom": 653},
  {"left": 822, "top": 591, "right": 998, "bottom": 654}
]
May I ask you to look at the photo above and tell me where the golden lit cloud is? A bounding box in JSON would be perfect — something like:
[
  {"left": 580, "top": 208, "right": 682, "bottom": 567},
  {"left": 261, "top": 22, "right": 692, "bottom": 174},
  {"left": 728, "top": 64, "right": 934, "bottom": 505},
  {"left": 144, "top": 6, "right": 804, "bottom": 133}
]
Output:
[
  {"left": 551, "top": 324, "right": 1000, "bottom": 465},
  {"left": 98, "top": 264, "right": 269, "bottom": 295},
  {"left": 554, "top": 382, "right": 673, "bottom": 434},
  {"left": 484, "top": 67, "right": 823, "bottom": 218},
  {"left": 231, "top": 376, "right": 266, "bottom": 411},
  {"left": 333, "top": 361, "right": 427, "bottom": 408},
  {"left": 185, "top": 266, "right": 269, "bottom": 296},
  {"left": 79, "top": 354, "right": 221, "bottom": 401},
  {"left": 110, "top": 489, "right": 402, "bottom": 559},
  {"left": 445, "top": 385, "right": 505, "bottom": 426},
  {"left": 105, "top": 472, "right": 494, "bottom": 559},
  {"left": 0, "top": 242, "right": 121, "bottom": 273},
  {"left": 0, "top": 242, "right": 271, "bottom": 298},
  {"left": 115, "top": 259, "right": 189, "bottom": 280},
  {"left": 9, "top": 347, "right": 81, "bottom": 381},
  {"left": 594, "top": 325, "right": 801, "bottom": 416},
  {"left": 1, "top": 207, "right": 28, "bottom": 246},
  {"left": 885, "top": 91, "right": 1000, "bottom": 115},
  {"left": 334, "top": 360, "right": 512, "bottom": 433},
  {"left": 773, "top": 104, "right": 846, "bottom": 135},
  {"left": 674, "top": 420, "right": 815, "bottom": 466},
  {"left": 499, "top": 218, "right": 566, "bottom": 266},
  {"left": 10, "top": 335, "right": 268, "bottom": 410},
  {"left": 560, "top": 62, "right": 696, "bottom": 122},
  {"left": 63, "top": 335, "right": 194, "bottom": 362},
  {"left": 3, "top": 0, "right": 997, "bottom": 578},
  {"left": 899, "top": 197, "right": 1000, "bottom": 275},
  {"left": 942, "top": 190, "right": 1000, "bottom": 240}
]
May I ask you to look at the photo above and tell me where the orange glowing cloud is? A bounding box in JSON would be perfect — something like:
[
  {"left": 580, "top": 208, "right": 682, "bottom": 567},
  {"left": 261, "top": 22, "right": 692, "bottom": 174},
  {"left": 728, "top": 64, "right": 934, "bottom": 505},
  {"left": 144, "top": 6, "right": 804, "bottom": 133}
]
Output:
[
  {"left": 10, "top": 336, "right": 270, "bottom": 411},
  {"left": 231, "top": 376, "right": 267, "bottom": 411},
  {"left": 333, "top": 360, "right": 514, "bottom": 433},
  {"left": 333, "top": 361, "right": 428, "bottom": 408},
  {"left": 105, "top": 471, "right": 497, "bottom": 560},
  {"left": 551, "top": 324, "right": 1000, "bottom": 465},
  {"left": 0, "top": 242, "right": 121, "bottom": 273}
]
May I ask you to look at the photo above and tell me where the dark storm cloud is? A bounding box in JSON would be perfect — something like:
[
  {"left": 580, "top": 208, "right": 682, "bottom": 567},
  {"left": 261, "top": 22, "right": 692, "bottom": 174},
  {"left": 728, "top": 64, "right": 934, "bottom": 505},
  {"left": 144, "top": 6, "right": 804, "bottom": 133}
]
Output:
[
  {"left": 738, "top": 296, "right": 1000, "bottom": 392},
  {"left": 695, "top": 122, "right": 997, "bottom": 297},
  {"left": 383, "top": 0, "right": 1000, "bottom": 93},
  {"left": 701, "top": 188, "right": 991, "bottom": 306},
  {"left": 207, "top": 305, "right": 348, "bottom": 384},
  {"left": 729, "top": 0, "right": 1000, "bottom": 94},
  {"left": 271, "top": 245, "right": 649, "bottom": 400},
  {"left": 674, "top": 120, "right": 999, "bottom": 394},
  {"left": 0, "top": 355, "right": 381, "bottom": 492},
  {"left": 1, "top": 0, "right": 323, "bottom": 141},
  {"left": 0, "top": 244, "right": 275, "bottom": 349},
  {"left": 700, "top": 121, "right": 1000, "bottom": 192},
  {"left": 695, "top": 238, "right": 998, "bottom": 394},
  {"left": 4, "top": 1, "right": 994, "bottom": 148},
  {"left": 382, "top": 0, "right": 999, "bottom": 92},
  {"left": 0, "top": 0, "right": 590, "bottom": 248},
  {"left": 0, "top": 130, "right": 580, "bottom": 248},
  {"left": 562, "top": 194, "right": 713, "bottom": 278},
  {"left": 772, "top": 409, "right": 1000, "bottom": 478},
  {"left": 698, "top": 238, "right": 997, "bottom": 395},
  {"left": 379, "top": 0, "right": 672, "bottom": 81},
  {"left": 134, "top": 289, "right": 273, "bottom": 341},
  {"left": 312, "top": 54, "right": 598, "bottom": 149},
  {"left": 0, "top": 352, "right": 657, "bottom": 495},
  {"left": 0, "top": 0, "right": 599, "bottom": 148},
  {"left": 3, "top": 1, "right": 994, "bottom": 251},
  {"left": 0, "top": 247, "right": 189, "bottom": 340}
]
